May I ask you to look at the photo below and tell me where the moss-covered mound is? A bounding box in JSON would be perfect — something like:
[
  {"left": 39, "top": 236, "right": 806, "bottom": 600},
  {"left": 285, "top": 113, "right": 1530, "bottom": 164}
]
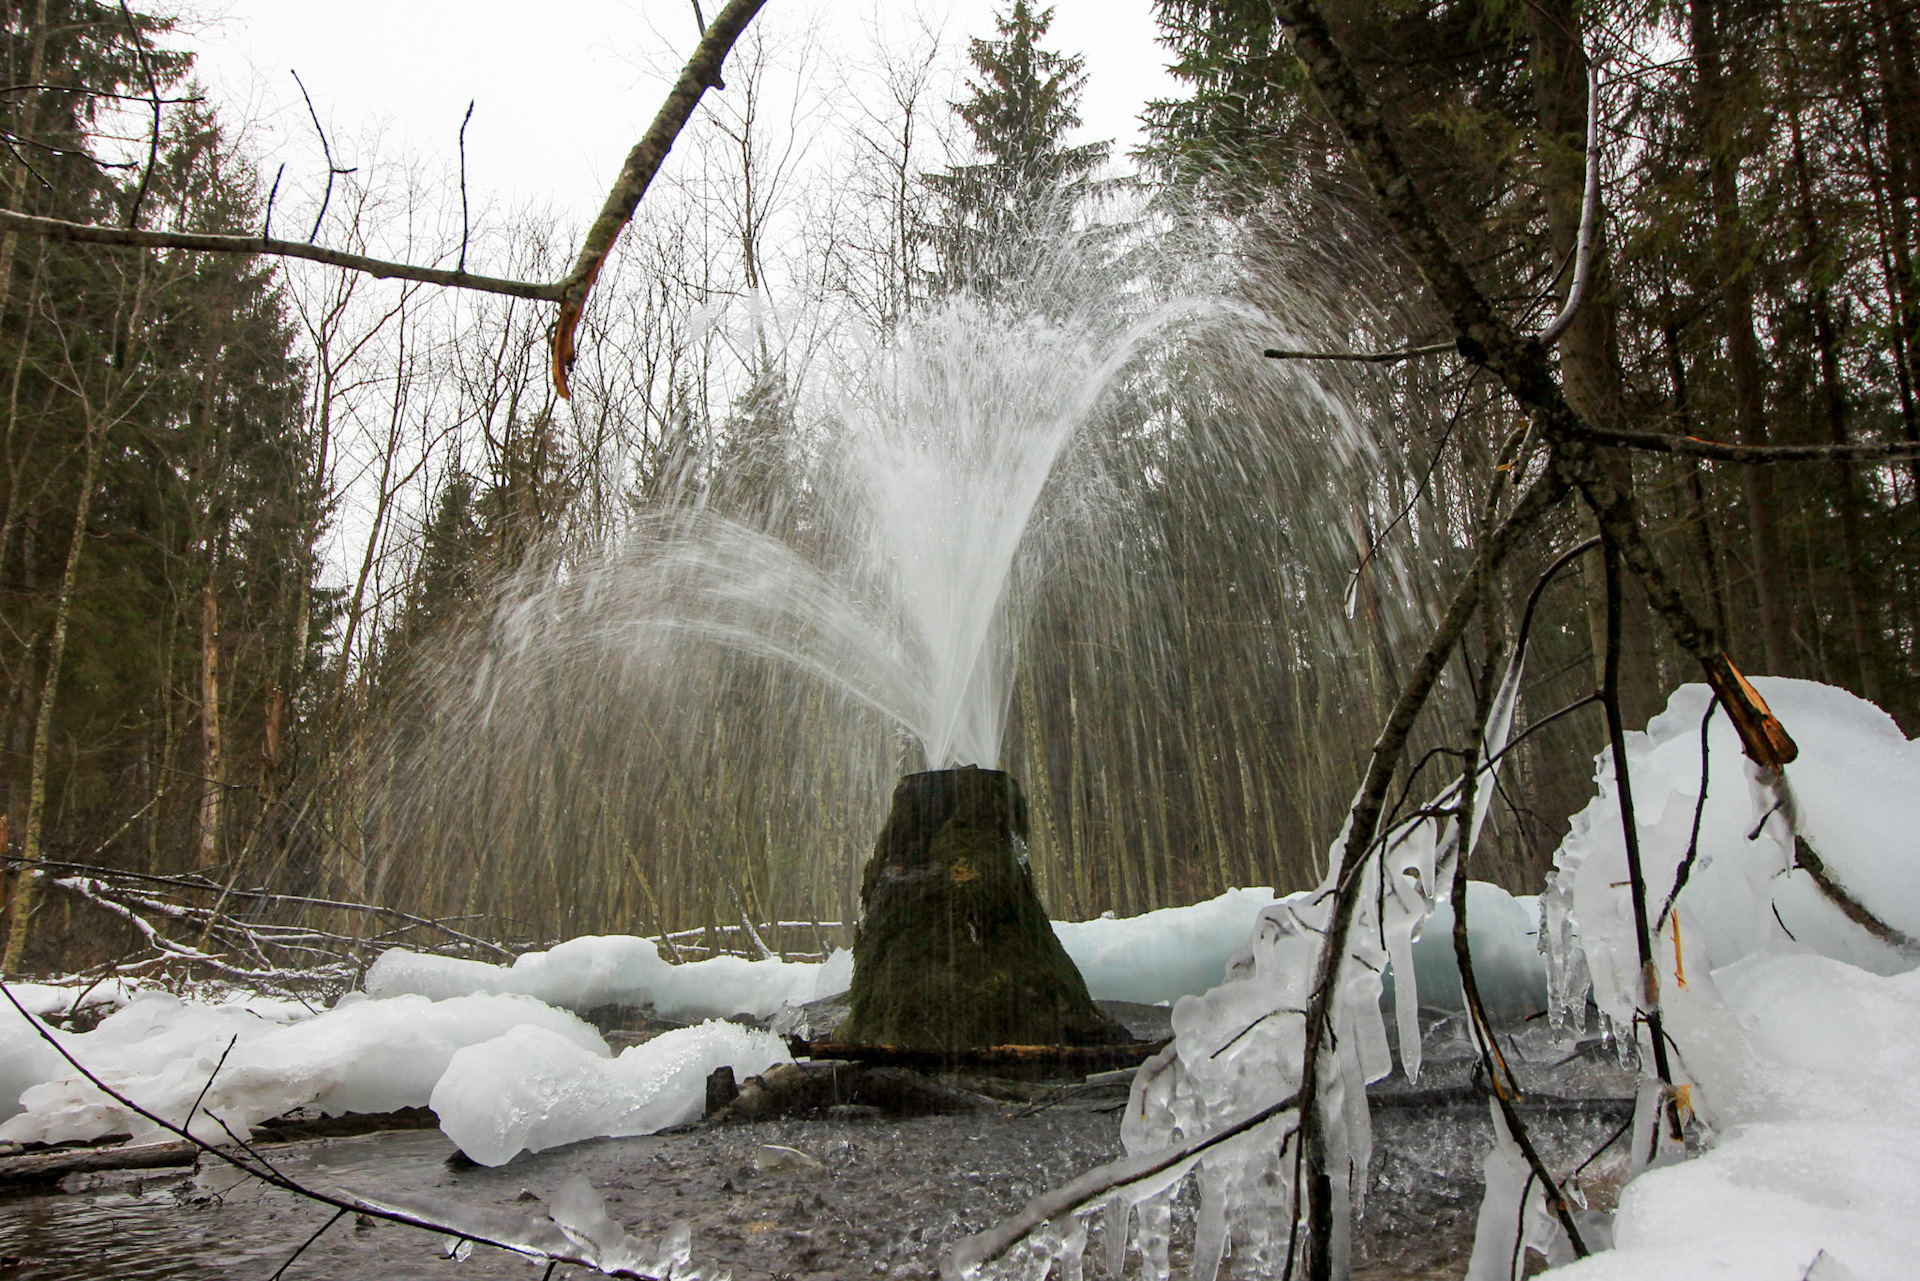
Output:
[{"left": 839, "top": 766, "right": 1124, "bottom": 1051}]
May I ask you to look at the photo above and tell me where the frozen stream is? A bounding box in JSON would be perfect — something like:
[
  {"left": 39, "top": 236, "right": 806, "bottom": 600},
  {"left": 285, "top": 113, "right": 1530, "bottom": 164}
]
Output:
[{"left": 0, "top": 1053, "right": 1631, "bottom": 1281}]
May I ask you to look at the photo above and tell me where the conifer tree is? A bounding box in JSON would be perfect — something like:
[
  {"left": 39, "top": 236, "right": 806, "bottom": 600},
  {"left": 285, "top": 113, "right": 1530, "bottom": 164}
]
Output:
[{"left": 924, "top": 1, "right": 1111, "bottom": 291}]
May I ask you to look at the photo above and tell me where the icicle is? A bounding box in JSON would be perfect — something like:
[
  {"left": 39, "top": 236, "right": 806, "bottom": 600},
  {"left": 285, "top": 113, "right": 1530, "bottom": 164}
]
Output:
[{"left": 1191, "top": 1169, "right": 1229, "bottom": 1281}]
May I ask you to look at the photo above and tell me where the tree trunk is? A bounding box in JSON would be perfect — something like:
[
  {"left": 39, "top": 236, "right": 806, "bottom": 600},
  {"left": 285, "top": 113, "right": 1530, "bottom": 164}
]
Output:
[
  {"left": 1692, "top": 0, "right": 1793, "bottom": 672},
  {"left": 1530, "top": 0, "right": 1662, "bottom": 723},
  {"left": 197, "top": 579, "right": 224, "bottom": 869},
  {"left": 3, "top": 422, "right": 101, "bottom": 972},
  {"left": 839, "top": 767, "right": 1121, "bottom": 1051}
]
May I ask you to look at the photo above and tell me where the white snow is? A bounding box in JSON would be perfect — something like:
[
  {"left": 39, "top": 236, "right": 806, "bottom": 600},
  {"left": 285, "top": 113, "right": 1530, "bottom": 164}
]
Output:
[
  {"left": 1533, "top": 679, "right": 1920, "bottom": 1281},
  {"left": 433, "top": 1019, "right": 791, "bottom": 1166},
  {"left": 365, "top": 936, "right": 852, "bottom": 1022},
  {"left": 0, "top": 990, "right": 603, "bottom": 1145}
]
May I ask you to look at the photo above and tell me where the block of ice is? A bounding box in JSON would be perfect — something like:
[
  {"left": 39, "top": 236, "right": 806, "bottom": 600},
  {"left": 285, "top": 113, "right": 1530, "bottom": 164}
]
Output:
[
  {"left": 0, "top": 991, "right": 603, "bottom": 1146},
  {"left": 1053, "top": 887, "right": 1278, "bottom": 1005},
  {"left": 433, "top": 1018, "right": 791, "bottom": 1166},
  {"left": 366, "top": 935, "right": 844, "bottom": 1022}
]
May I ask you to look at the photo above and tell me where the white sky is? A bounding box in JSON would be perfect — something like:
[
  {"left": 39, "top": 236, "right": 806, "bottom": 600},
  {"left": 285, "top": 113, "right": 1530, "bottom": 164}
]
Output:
[{"left": 185, "top": 1, "right": 1182, "bottom": 231}]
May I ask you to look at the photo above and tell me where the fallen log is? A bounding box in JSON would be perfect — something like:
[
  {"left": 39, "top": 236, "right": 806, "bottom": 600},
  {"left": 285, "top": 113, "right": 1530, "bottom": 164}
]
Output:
[
  {"left": 0, "top": 1107, "right": 441, "bottom": 1192},
  {"left": 788, "top": 1038, "right": 1170, "bottom": 1076}
]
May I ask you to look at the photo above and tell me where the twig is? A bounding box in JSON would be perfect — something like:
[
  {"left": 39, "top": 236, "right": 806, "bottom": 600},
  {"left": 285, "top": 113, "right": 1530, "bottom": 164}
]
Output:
[
  {"left": 1657, "top": 697, "right": 1718, "bottom": 933},
  {"left": 1600, "top": 539, "right": 1681, "bottom": 1142},
  {"left": 942, "top": 1089, "right": 1303, "bottom": 1278},
  {"left": 290, "top": 70, "right": 355, "bottom": 244},
  {"left": 1572, "top": 422, "right": 1920, "bottom": 465},
  {"left": 116, "top": 0, "right": 162, "bottom": 231},
  {"left": 271, "top": 1208, "right": 347, "bottom": 1280},
  {"left": 1792, "top": 837, "right": 1920, "bottom": 950},
  {"left": 457, "top": 100, "right": 473, "bottom": 274},
  {"left": 1343, "top": 367, "right": 1482, "bottom": 612},
  {"left": 262, "top": 162, "right": 284, "bottom": 243},
  {"left": 1263, "top": 339, "right": 1454, "bottom": 363},
  {"left": 184, "top": 1034, "right": 239, "bottom": 1132}
]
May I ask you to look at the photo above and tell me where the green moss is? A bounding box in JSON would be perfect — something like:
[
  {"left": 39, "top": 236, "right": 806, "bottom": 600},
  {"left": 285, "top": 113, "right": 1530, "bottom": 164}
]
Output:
[{"left": 839, "top": 767, "right": 1124, "bottom": 1051}]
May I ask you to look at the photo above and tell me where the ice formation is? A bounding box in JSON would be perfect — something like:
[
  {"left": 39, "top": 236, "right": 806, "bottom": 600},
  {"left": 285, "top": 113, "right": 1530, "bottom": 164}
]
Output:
[
  {"left": 947, "top": 658, "right": 1528, "bottom": 1281},
  {"left": 1523, "top": 679, "right": 1920, "bottom": 1280},
  {"left": 1542, "top": 677, "right": 1920, "bottom": 1046},
  {"left": 433, "top": 1019, "right": 791, "bottom": 1166},
  {"left": 367, "top": 886, "right": 1543, "bottom": 1019},
  {"left": 365, "top": 935, "right": 852, "bottom": 1021},
  {"left": 0, "top": 990, "right": 602, "bottom": 1144}
]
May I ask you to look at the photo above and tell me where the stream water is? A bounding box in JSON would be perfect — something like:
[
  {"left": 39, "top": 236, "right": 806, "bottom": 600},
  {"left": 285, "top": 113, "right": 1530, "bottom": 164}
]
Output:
[{"left": 0, "top": 1053, "right": 1631, "bottom": 1280}]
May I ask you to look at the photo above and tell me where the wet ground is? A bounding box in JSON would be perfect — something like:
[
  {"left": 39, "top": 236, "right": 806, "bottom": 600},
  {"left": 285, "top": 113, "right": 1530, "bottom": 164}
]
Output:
[{"left": 0, "top": 1046, "right": 1633, "bottom": 1281}]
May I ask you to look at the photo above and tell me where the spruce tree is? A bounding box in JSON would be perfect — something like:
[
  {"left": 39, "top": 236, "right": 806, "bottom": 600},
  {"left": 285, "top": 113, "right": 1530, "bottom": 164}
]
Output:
[{"left": 924, "top": 1, "right": 1111, "bottom": 292}]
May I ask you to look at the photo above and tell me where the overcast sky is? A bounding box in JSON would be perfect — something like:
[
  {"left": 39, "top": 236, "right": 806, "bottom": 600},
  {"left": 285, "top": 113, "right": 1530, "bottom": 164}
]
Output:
[{"left": 186, "top": 1, "right": 1183, "bottom": 230}]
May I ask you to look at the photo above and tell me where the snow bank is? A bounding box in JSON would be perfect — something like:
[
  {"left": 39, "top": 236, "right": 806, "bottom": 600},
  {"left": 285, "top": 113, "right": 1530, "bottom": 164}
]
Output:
[
  {"left": 0, "top": 990, "right": 603, "bottom": 1144},
  {"left": 368, "top": 885, "right": 1544, "bottom": 1025},
  {"left": 1534, "top": 679, "right": 1920, "bottom": 1280},
  {"left": 433, "top": 1019, "right": 791, "bottom": 1166},
  {"left": 1544, "top": 956, "right": 1920, "bottom": 1281},
  {"left": 1053, "top": 888, "right": 1278, "bottom": 1004},
  {"left": 1544, "top": 678, "right": 1919, "bottom": 1043},
  {"left": 366, "top": 936, "right": 851, "bottom": 1022}
]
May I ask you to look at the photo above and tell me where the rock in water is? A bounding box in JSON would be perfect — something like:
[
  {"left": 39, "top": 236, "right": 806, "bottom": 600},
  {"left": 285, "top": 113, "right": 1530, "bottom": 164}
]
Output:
[{"left": 839, "top": 767, "right": 1123, "bottom": 1050}]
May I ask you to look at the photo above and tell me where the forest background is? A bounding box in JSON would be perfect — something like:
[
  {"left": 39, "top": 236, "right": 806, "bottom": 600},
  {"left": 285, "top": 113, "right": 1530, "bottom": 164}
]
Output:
[{"left": 0, "top": 0, "right": 1914, "bottom": 974}]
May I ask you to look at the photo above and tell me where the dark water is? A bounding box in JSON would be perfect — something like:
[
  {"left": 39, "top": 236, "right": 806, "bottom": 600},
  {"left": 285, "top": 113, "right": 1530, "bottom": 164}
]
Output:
[{"left": 0, "top": 1060, "right": 1632, "bottom": 1280}]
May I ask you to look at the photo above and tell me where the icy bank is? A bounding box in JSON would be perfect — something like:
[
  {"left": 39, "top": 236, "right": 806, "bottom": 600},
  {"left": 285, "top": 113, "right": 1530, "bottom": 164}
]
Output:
[
  {"left": 1532, "top": 679, "right": 1920, "bottom": 1280},
  {"left": 368, "top": 882, "right": 1544, "bottom": 1020},
  {"left": 1544, "top": 955, "right": 1920, "bottom": 1281},
  {"left": 365, "top": 936, "right": 852, "bottom": 1022},
  {"left": 0, "top": 990, "right": 603, "bottom": 1144}
]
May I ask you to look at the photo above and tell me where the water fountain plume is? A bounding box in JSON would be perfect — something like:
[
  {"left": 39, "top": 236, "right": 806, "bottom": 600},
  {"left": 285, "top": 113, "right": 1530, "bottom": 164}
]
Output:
[{"left": 372, "top": 200, "right": 1486, "bottom": 949}]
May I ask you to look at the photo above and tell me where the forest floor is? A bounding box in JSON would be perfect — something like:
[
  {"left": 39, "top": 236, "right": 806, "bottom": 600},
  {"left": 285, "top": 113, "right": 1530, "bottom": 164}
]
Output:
[{"left": 0, "top": 1043, "right": 1633, "bottom": 1280}]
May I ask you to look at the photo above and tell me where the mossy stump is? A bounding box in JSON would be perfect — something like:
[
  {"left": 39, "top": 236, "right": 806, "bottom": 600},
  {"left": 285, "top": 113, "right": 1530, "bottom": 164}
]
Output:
[{"left": 839, "top": 766, "right": 1123, "bottom": 1051}]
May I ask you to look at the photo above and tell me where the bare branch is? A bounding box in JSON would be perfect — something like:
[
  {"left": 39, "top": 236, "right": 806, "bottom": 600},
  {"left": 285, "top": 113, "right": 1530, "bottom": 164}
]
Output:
[
  {"left": 552, "top": 0, "right": 769, "bottom": 397},
  {"left": 115, "top": 0, "right": 162, "bottom": 230},
  {"left": 1263, "top": 339, "right": 1453, "bottom": 363},
  {"left": 290, "top": 69, "right": 354, "bottom": 243},
  {"left": 457, "top": 99, "right": 474, "bottom": 274},
  {"left": 0, "top": 208, "right": 560, "bottom": 300},
  {"left": 1572, "top": 422, "right": 1920, "bottom": 465},
  {"left": 943, "top": 1087, "right": 1303, "bottom": 1278}
]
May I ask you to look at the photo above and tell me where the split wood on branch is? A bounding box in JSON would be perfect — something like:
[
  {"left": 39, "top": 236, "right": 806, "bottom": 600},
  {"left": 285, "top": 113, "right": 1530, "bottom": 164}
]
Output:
[{"left": 0, "top": 0, "right": 768, "bottom": 398}]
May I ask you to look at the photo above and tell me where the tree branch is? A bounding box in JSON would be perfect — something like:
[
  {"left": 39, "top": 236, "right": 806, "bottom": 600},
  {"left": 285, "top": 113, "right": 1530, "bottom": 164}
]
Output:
[
  {"left": 0, "top": 0, "right": 770, "bottom": 396},
  {"left": 0, "top": 208, "right": 560, "bottom": 299},
  {"left": 552, "top": 0, "right": 768, "bottom": 397},
  {"left": 1572, "top": 421, "right": 1920, "bottom": 464}
]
